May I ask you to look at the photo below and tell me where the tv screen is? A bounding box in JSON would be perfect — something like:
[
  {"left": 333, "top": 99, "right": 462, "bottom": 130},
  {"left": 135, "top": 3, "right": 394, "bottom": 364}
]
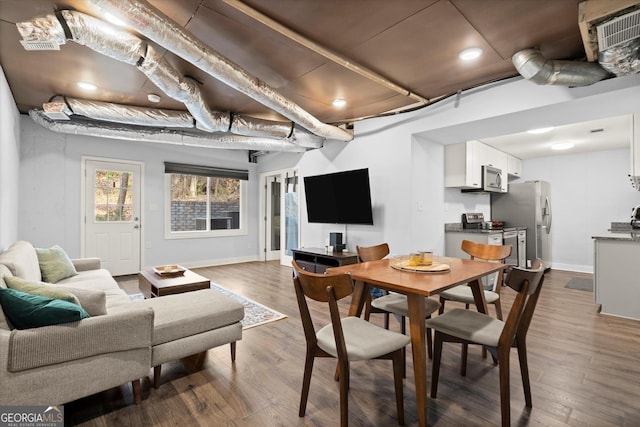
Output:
[{"left": 303, "top": 168, "right": 374, "bottom": 225}]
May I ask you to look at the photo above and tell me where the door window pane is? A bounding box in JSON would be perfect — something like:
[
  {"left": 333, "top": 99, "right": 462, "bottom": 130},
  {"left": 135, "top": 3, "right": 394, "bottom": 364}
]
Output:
[{"left": 94, "top": 170, "right": 133, "bottom": 222}]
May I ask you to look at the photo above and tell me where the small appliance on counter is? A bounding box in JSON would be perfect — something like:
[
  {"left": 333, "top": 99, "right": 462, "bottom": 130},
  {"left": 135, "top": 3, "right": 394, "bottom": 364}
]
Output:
[
  {"left": 461, "top": 212, "right": 484, "bottom": 229},
  {"left": 632, "top": 205, "right": 640, "bottom": 229}
]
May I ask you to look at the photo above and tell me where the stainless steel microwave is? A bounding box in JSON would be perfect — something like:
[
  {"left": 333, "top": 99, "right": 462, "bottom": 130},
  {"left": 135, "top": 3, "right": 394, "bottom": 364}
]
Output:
[{"left": 482, "top": 165, "right": 503, "bottom": 192}]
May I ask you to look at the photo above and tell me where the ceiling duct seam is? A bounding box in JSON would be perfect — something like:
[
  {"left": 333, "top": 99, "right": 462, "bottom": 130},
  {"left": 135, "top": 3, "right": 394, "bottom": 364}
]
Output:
[
  {"left": 511, "top": 49, "right": 611, "bottom": 86},
  {"left": 88, "top": 0, "right": 354, "bottom": 142}
]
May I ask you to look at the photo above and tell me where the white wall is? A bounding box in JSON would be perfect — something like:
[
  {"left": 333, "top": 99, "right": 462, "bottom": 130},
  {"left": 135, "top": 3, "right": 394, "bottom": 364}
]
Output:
[
  {"left": 18, "top": 118, "right": 261, "bottom": 268},
  {"left": 259, "top": 74, "right": 640, "bottom": 272},
  {"left": 521, "top": 149, "right": 640, "bottom": 272},
  {"left": 0, "top": 65, "right": 20, "bottom": 251}
]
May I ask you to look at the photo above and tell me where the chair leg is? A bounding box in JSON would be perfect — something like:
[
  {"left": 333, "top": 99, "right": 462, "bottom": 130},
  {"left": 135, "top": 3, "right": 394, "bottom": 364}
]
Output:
[
  {"left": 153, "top": 365, "right": 161, "bottom": 389},
  {"left": 400, "top": 315, "right": 406, "bottom": 379},
  {"left": 517, "top": 339, "right": 533, "bottom": 407},
  {"left": 384, "top": 313, "right": 390, "bottom": 329},
  {"left": 426, "top": 326, "right": 433, "bottom": 360},
  {"left": 339, "top": 360, "right": 350, "bottom": 427},
  {"left": 392, "top": 350, "right": 405, "bottom": 426},
  {"left": 132, "top": 379, "right": 142, "bottom": 404},
  {"left": 498, "top": 346, "right": 512, "bottom": 427},
  {"left": 230, "top": 341, "right": 236, "bottom": 362},
  {"left": 364, "top": 294, "right": 373, "bottom": 321},
  {"left": 460, "top": 343, "right": 468, "bottom": 376},
  {"left": 299, "top": 352, "right": 315, "bottom": 417},
  {"left": 430, "top": 332, "right": 444, "bottom": 398},
  {"left": 438, "top": 297, "right": 446, "bottom": 315}
]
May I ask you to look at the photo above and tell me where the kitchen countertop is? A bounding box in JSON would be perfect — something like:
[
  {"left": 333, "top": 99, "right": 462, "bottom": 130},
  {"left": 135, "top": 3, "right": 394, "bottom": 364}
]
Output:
[
  {"left": 592, "top": 231, "right": 640, "bottom": 241},
  {"left": 592, "top": 222, "right": 640, "bottom": 241},
  {"left": 444, "top": 223, "right": 526, "bottom": 233}
]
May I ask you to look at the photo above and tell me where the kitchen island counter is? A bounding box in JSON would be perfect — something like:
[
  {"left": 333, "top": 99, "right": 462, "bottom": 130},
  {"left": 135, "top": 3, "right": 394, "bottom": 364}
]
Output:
[{"left": 592, "top": 232, "right": 640, "bottom": 321}]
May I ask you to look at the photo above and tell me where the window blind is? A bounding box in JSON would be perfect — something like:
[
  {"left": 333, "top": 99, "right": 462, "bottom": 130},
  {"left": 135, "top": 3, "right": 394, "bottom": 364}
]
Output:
[{"left": 164, "top": 162, "right": 248, "bottom": 180}]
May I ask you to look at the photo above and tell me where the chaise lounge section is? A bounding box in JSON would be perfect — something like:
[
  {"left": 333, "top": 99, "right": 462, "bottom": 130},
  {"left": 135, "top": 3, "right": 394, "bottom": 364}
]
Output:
[{"left": 0, "top": 241, "right": 244, "bottom": 405}]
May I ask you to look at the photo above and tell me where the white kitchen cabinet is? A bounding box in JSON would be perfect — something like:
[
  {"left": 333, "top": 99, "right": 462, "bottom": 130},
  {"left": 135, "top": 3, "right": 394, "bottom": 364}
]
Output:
[
  {"left": 445, "top": 140, "right": 508, "bottom": 192},
  {"left": 593, "top": 236, "right": 640, "bottom": 321},
  {"left": 507, "top": 154, "right": 522, "bottom": 179},
  {"left": 445, "top": 141, "right": 483, "bottom": 189}
]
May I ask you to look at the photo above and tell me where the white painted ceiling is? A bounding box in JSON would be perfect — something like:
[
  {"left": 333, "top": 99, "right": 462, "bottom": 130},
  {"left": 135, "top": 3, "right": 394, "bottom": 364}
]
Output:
[{"left": 479, "top": 114, "right": 631, "bottom": 159}]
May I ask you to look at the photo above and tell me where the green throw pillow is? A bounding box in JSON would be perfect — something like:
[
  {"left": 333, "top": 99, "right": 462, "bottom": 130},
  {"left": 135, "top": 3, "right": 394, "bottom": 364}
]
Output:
[
  {"left": 4, "top": 276, "right": 80, "bottom": 305},
  {"left": 0, "top": 288, "right": 89, "bottom": 330},
  {"left": 36, "top": 245, "right": 78, "bottom": 283}
]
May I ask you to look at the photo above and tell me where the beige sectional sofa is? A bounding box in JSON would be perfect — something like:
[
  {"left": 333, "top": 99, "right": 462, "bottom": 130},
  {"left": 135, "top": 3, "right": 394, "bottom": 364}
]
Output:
[{"left": 0, "top": 241, "right": 244, "bottom": 405}]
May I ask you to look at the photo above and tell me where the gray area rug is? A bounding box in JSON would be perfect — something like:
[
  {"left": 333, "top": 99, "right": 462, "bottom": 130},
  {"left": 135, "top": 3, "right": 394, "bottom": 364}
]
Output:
[{"left": 564, "top": 277, "right": 593, "bottom": 292}]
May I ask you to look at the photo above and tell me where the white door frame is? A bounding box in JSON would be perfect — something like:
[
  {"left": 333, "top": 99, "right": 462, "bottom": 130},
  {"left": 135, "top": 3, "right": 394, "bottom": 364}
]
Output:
[
  {"left": 81, "top": 156, "right": 145, "bottom": 272},
  {"left": 259, "top": 168, "right": 300, "bottom": 265}
]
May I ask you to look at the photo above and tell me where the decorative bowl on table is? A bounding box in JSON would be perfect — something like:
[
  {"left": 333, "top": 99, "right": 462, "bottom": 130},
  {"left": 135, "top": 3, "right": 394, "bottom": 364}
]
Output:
[
  {"left": 153, "top": 265, "right": 186, "bottom": 277},
  {"left": 390, "top": 255, "right": 450, "bottom": 273}
]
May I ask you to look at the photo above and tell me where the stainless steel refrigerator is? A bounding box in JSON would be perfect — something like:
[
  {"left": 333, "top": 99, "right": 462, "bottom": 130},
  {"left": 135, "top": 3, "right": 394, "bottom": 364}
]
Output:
[{"left": 491, "top": 180, "right": 552, "bottom": 269}]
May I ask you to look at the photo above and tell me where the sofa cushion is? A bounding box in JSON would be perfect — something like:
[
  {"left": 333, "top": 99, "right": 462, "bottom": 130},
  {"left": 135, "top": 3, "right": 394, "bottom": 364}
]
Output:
[
  {"left": 54, "top": 286, "right": 107, "bottom": 316},
  {"left": 0, "top": 264, "right": 13, "bottom": 330},
  {"left": 36, "top": 245, "right": 78, "bottom": 283},
  {"left": 0, "top": 288, "right": 90, "bottom": 330},
  {"left": 4, "top": 276, "right": 80, "bottom": 305},
  {"left": 0, "top": 241, "right": 42, "bottom": 282},
  {"left": 132, "top": 289, "right": 244, "bottom": 345}
]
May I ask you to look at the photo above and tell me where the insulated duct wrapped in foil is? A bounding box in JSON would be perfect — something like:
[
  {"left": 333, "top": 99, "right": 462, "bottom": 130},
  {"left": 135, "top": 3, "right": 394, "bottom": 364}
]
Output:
[
  {"left": 66, "top": 98, "right": 194, "bottom": 128},
  {"left": 89, "top": 0, "right": 354, "bottom": 141},
  {"left": 29, "top": 109, "right": 309, "bottom": 152},
  {"left": 598, "top": 38, "right": 640, "bottom": 77},
  {"left": 18, "top": 10, "right": 322, "bottom": 147}
]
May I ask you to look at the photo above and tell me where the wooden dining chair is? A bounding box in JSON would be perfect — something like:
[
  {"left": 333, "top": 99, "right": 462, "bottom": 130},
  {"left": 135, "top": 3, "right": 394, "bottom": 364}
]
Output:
[
  {"left": 357, "top": 243, "right": 441, "bottom": 361},
  {"left": 437, "top": 239, "right": 512, "bottom": 320},
  {"left": 425, "top": 262, "right": 545, "bottom": 427},
  {"left": 292, "top": 261, "right": 410, "bottom": 427}
]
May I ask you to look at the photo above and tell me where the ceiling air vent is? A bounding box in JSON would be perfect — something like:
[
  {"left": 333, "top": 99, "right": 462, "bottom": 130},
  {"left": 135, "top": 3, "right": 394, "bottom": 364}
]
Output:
[
  {"left": 19, "top": 40, "right": 60, "bottom": 51},
  {"left": 597, "top": 8, "right": 640, "bottom": 51}
]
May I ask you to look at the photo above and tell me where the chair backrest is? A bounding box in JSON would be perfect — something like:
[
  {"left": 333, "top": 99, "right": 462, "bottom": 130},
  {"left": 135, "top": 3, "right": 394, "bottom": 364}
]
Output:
[
  {"left": 292, "top": 260, "right": 354, "bottom": 352},
  {"left": 356, "top": 243, "right": 390, "bottom": 263},
  {"left": 498, "top": 264, "right": 545, "bottom": 349},
  {"left": 461, "top": 239, "right": 512, "bottom": 293}
]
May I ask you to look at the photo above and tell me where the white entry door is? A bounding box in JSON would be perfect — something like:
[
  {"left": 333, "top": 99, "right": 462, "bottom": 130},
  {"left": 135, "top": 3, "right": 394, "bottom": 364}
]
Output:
[{"left": 84, "top": 159, "right": 142, "bottom": 275}]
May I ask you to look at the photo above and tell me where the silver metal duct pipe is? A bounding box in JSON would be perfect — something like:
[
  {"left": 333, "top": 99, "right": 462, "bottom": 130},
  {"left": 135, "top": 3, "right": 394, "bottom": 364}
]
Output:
[
  {"left": 18, "top": 11, "right": 323, "bottom": 147},
  {"left": 89, "top": 0, "right": 354, "bottom": 142},
  {"left": 61, "top": 97, "right": 195, "bottom": 128},
  {"left": 512, "top": 49, "right": 610, "bottom": 86},
  {"left": 56, "top": 10, "right": 305, "bottom": 139},
  {"left": 29, "top": 109, "right": 309, "bottom": 152}
]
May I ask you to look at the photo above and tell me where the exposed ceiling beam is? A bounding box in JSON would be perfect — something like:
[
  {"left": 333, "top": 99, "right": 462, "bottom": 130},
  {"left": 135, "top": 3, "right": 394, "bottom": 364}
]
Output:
[{"left": 222, "top": 0, "right": 430, "bottom": 105}]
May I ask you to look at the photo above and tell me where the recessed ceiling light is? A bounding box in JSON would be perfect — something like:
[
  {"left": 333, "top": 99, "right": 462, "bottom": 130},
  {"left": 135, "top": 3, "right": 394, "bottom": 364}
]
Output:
[
  {"left": 551, "top": 142, "right": 574, "bottom": 150},
  {"left": 77, "top": 81, "right": 97, "bottom": 91},
  {"left": 459, "top": 47, "right": 483, "bottom": 61},
  {"left": 527, "top": 127, "right": 554, "bottom": 134},
  {"left": 332, "top": 98, "right": 346, "bottom": 108},
  {"left": 147, "top": 93, "right": 161, "bottom": 103}
]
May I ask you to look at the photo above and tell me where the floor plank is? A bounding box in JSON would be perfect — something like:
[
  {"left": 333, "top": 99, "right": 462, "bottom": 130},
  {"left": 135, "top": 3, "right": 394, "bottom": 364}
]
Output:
[{"left": 67, "top": 262, "right": 640, "bottom": 426}]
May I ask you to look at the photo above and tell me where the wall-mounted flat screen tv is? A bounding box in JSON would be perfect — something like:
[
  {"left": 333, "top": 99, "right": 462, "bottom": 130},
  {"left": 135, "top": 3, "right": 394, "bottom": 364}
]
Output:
[{"left": 303, "top": 168, "right": 374, "bottom": 225}]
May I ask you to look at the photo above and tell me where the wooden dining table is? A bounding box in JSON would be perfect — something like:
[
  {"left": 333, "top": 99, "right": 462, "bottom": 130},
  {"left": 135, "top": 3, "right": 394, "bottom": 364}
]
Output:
[{"left": 327, "top": 256, "right": 508, "bottom": 427}]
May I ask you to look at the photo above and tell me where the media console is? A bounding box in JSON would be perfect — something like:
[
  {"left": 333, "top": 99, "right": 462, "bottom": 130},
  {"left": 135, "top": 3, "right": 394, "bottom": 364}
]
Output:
[{"left": 292, "top": 247, "right": 358, "bottom": 274}]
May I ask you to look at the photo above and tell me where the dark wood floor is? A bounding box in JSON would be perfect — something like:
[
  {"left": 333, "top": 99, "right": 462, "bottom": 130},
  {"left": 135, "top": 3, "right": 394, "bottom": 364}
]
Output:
[{"left": 66, "top": 262, "right": 640, "bottom": 426}]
